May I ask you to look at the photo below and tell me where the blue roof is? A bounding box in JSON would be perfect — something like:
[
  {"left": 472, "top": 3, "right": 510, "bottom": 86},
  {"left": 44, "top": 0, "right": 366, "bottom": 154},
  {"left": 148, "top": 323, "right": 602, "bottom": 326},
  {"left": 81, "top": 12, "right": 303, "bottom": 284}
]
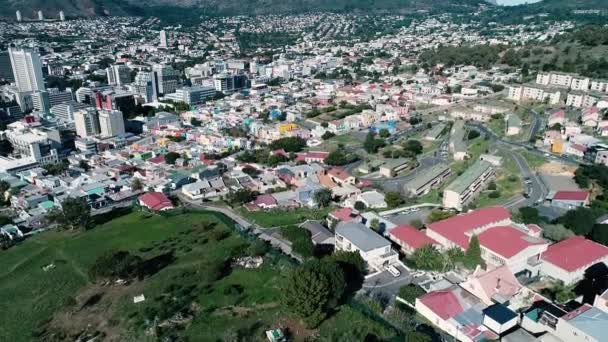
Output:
[
  {"left": 567, "top": 306, "right": 608, "bottom": 341},
  {"left": 483, "top": 303, "right": 517, "bottom": 324}
]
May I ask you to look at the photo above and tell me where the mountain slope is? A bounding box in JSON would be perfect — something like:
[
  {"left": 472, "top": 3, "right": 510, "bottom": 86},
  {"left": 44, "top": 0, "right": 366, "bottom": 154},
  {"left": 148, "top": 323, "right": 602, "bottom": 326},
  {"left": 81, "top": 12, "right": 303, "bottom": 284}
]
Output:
[{"left": 0, "top": 0, "right": 487, "bottom": 18}]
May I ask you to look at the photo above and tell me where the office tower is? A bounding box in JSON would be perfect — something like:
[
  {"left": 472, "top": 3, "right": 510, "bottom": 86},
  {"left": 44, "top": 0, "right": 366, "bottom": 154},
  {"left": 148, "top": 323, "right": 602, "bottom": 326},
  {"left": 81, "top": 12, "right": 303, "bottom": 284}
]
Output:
[
  {"left": 75, "top": 84, "right": 112, "bottom": 104},
  {"left": 50, "top": 101, "right": 89, "bottom": 122},
  {"left": 133, "top": 71, "right": 158, "bottom": 102},
  {"left": 98, "top": 110, "right": 125, "bottom": 138},
  {"left": 37, "top": 11, "right": 44, "bottom": 21},
  {"left": 106, "top": 65, "right": 131, "bottom": 86},
  {"left": 163, "top": 86, "right": 216, "bottom": 106},
  {"left": 59, "top": 11, "right": 65, "bottom": 21},
  {"left": 213, "top": 73, "right": 248, "bottom": 93},
  {"left": 153, "top": 64, "right": 179, "bottom": 95},
  {"left": 159, "top": 30, "right": 168, "bottom": 48},
  {"left": 16, "top": 11, "right": 22, "bottom": 22},
  {"left": 0, "top": 51, "right": 14, "bottom": 81},
  {"left": 32, "top": 88, "right": 73, "bottom": 113},
  {"left": 8, "top": 47, "right": 45, "bottom": 93},
  {"left": 74, "top": 108, "right": 100, "bottom": 138}
]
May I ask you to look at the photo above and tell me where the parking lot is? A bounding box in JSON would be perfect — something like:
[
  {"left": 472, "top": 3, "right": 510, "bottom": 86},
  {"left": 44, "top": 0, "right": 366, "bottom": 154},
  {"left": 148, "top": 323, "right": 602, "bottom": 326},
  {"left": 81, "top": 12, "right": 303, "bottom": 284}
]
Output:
[{"left": 386, "top": 207, "right": 432, "bottom": 226}]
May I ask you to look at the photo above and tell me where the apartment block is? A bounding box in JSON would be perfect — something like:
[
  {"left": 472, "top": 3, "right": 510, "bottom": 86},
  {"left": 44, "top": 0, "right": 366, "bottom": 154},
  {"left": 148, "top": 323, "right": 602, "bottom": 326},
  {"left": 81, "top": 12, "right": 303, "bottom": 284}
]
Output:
[{"left": 443, "top": 160, "right": 495, "bottom": 211}]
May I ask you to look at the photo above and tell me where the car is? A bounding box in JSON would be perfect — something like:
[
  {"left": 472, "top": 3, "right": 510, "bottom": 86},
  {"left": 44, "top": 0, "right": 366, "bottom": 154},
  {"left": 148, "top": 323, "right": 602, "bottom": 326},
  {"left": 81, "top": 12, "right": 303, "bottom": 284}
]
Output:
[{"left": 387, "top": 265, "right": 401, "bottom": 277}]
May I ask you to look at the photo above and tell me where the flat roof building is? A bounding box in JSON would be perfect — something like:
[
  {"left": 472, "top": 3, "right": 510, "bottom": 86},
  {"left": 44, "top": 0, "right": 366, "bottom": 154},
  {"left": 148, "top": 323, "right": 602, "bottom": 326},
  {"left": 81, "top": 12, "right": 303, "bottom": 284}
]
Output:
[{"left": 443, "top": 160, "right": 495, "bottom": 211}]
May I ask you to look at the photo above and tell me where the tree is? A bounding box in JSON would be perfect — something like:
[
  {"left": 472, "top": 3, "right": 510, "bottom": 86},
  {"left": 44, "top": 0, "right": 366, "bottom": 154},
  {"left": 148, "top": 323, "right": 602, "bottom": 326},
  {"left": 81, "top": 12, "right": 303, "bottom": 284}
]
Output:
[
  {"left": 324, "top": 150, "right": 348, "bottom": 166},
  {"left": 488, "top": 190, "right": 501, "bottom": 199},
  {"left": 48, "top": 197, "right": 92, "bottom": 230},
  {"left": 559, "top": 207, "right": 597, "bottom": 236},
  {"left": 543, "top": 224, "right": 575, "bottom": 242},
  {"left": 43, "top": 160, "right": 69, "bottom": 176},
  {"left": 363, "top": 132, "right": 386, "bottom": 154},
  {"left": 78, "top": 160, "right": 91, "bottom": 171},
  {"left": 467, "top": 130, "right": 480, "bottom": 140},
  {"left": 410, "top": 245, "right": 443, "bottom": 271},
  {"left": 553, "top": 281, "right": 576, "bottom": 304},
  {"left": 398, "top": 285, "right": 425, "bottom": 304},
  {"left": 464, "top": 235, "right": 483, "bottom": 269},
  {"left": 282, "top": 260, "right": 345, "bottom": 328},
  {"left": 226, "top": 189, "right": 255, "bottom": 206},
  {"left": 164, "top": 152, "right": 180, "bottom": 165},
  {"left": 370, "top": 218, "right": 381, "bottom": 232},
  {"left": 591, "top": 224, "right": 608, "bottom": 245},
  {"left": 314, "top": 188, "right": 332, "bottom": 208},
  {"left": 190, "top": 117, "right": 202, "bottom": 127},
  {"left": 379, "top": 128, "right": 390, "bottom": 138},
  {"left": 131, "top": 178, "right": 143, "bottom": 191},
  {"left": 321, "top": 131, "right": 336, "bottom": 140},
  {"left": 0, "top": 180, "right": 10, "bottom": 204},
  {"left": 385, "top": 191, "right": 403, "bottom": 208},
  {"left": 269, "top": 137, "right": 306, "bottom": 152},
  {"left": 427, "top": 210, "right": 454, "bottom": 223},
  {"left": 242, "top": 166, "right": 261, "bottom": 177},
  {"left": 411, "top": 219, "right": 423, "bottom": 229},
  {"left": 327, "top": 251, "right": 366, "bottom": 295},
  {"left": 354, "top": 201, "right": 366, "bottom": 211},
  {"left": 518, "top": 207, "right": 541, "bottom": 224},
  {"left": 281, "top": 226, "right": 315, "bottom": 258},
  {"left": 402, "top": 140, "right": 423, "bottom": 155},
  {"left": 246, "top": 240, "right": 270, "bottom": 257}
]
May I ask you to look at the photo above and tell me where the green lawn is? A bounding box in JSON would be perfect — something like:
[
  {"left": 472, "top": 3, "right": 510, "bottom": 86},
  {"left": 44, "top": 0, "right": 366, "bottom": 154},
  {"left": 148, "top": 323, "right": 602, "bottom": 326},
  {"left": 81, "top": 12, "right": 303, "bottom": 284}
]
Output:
[
  {"left": 488, "top": 117, "right": 505, "bottom": 138},
  {"left": 240, "top": 207, "right": 333, "bottom": 228},
  {"left": 521, "top": 151, "right": 548, "bottom": 170},
  {"left": 473, "top": 152, "right": 523, "bottom": 207},
  {"left": 0, "top": 211, "right": 291, "bottom": 341}
]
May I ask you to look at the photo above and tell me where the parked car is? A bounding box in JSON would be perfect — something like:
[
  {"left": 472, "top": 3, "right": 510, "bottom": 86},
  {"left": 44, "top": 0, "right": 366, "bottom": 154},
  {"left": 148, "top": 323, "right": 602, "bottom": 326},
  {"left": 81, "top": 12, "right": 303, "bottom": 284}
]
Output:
[{"left": 387, "top": 265, "right": 401, "bottom": 277}]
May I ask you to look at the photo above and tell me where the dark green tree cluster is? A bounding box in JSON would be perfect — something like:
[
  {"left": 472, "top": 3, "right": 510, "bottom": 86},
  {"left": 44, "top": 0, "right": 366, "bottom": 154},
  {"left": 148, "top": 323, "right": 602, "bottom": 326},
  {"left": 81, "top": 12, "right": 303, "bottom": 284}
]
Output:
[
  {"left": 269, "top": 137, "right": 307, "bottom": 152},
  {"left": 47, "top": 197, "right": 92, "bottom": 230},
  {"left": 363, "top": 132, "right": 386, "bottom": 154}
]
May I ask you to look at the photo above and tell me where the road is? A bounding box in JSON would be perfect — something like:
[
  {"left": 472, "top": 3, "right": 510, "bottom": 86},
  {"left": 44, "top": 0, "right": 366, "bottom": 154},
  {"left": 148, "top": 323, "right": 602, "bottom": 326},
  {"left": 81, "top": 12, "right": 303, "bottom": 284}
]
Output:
[{"left": 175, "top": 192, "right": 302, "bottom": 262}]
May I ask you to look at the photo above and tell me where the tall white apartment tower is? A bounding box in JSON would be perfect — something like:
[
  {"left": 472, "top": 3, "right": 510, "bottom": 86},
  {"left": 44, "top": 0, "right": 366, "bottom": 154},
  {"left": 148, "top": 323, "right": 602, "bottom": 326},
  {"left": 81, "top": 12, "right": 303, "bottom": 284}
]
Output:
[
  {"left": 98, "top": 110, "right": 125, "bottom": 138},
  {"left": 59, "top": 11, "right": 65, "bottom": 21},
  {"left": 16, "top": 11, "right": 22, "bottom": 22},
  {"left": 106, "top": 65, "right": 131, "bottom": 86},
  {"left": 74, "top": 108, "right": 100, "bottom": 138},
  {"left": 37, "top": 10, "right": 44, "bottom": 21},
  {"left": 8, "top": 47, "right": 45, "bottom": 93},
  {"left": 159, "top": 30, "right": 168, "bottom": 48}
]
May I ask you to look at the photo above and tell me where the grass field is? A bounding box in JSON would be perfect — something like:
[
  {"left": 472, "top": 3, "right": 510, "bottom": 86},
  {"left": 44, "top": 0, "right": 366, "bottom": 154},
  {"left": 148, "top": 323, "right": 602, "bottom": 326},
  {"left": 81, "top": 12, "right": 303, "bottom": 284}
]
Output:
[
  {"left": 240, "top": 207, "right": 333, "bottom": 228},
  {"left": 473, "top": 152, "right": 523, "bottom": 207},
  {"left": 0, "top": 209, "right": 393, "bottom": 341},
  {"left": 521, "top": 151, "right": 548, "bottom": 170}
]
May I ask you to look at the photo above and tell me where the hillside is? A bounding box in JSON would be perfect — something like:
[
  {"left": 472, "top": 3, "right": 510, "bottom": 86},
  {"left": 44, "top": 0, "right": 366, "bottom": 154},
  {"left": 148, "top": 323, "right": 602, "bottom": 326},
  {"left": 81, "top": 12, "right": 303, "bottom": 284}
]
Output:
[{"left": 0, "top": 0, "right": 487, "bottom": 19}]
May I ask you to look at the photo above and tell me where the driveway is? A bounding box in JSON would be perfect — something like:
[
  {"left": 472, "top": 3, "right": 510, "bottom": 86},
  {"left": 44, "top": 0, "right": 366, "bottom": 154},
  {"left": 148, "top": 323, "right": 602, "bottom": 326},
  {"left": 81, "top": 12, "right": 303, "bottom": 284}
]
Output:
[{"left": 362, "top": 264, "right": 411, "bottom": 302}]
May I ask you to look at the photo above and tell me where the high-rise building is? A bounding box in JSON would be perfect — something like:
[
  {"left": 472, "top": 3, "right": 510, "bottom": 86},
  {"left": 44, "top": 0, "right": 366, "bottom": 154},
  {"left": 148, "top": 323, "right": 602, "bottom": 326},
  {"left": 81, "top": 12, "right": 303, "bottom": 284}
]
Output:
[
  {"left": 0, "top": 51, "right": 14, "bottom": 81},
  {"left": 98, "top": 110, "right": 125, "bottom": 138},
  {"left": 153, "top": 64, "right": 179, "bottom": 95},
  {"left": 213, "top": 73, "right": 248, "bottom": 93},
  {"left": 8, "top": 47, "right": 45, "bottom": 93},
  {"left": 15, "top": 11, "right": 22, "bottom": 22},
  {"left": 106, "top": 64, "right": 131, "bottom": 86},
  {"left": 159, "top": 30, "right": 168, "bottom": 48},
  {"left": 59, "top": 11, "right": 65, "bottom": 21},
  {"left": 50, "top": 101, "right": 90, "bottom": 122},
  {"left": 32, "top": 88, "right": 73, "bottom": 113},
  {"left": 132, "top": 71, "right": 158, "bottom": 102},
  {"left": 37, "top": 10, "right": 44, "bottom": 21},
  {"left": 163, "top": 86, "right": 216, "bottom": 106},
  {"left": 74, "top": 108, "right": 100, "bottom": 138}
]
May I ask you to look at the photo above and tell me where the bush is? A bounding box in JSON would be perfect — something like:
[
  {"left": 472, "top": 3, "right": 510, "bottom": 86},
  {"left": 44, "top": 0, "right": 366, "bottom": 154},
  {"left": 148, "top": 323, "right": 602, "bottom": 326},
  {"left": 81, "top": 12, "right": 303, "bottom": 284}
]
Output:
[
  {"left": 89, "top": 250, "right": 143, "bottom": 280},
  {"left": 281, "top": 226, "right": 314, "bottom": 258},
  {"left": 488, "top": 190, "right": 501, "bottom": 199}
]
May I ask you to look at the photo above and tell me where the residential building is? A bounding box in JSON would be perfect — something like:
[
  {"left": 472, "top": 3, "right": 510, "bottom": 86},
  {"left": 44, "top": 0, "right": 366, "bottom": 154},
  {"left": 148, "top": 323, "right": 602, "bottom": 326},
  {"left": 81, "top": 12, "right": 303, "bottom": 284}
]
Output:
[
  {"left": 32, "top": 88, "right": 73, "bottom": 114},
  {"left": 0, "top": 51, "right": 14, "bottom": 81},
  {"left": 505, "top": 114, "right": 522, "bottom": 136},
  {"left": 139, "top": 192, "right": 173, "bottom": 211},
  {"left": 335, "top": 221, "right": 398, "bottom": 271},
  {"left": 159, "top": 30, "right": 168, "bottom": 48},
  {"left": 404, "top": 163, "right": 451, "bottom": 196},
  {"left": 550, "top": 190, "right": 589, "bottom": 209},
  {"left": 541, "top": 236, "right": 608, "bottom": 285},
  {"left": 74, "top": 108, "right": 100, "bottom": 138},
  {"left": 8, "top": 47, "right": 45, "bottom": 93},
  {"left": 214, "top": 73, "right": 248, "bottom": 93},
  {"left": 50, "top": 101, "right": 89, "bottom": 122},
  {"left": 98, "top": 110, "right": 125, "bottom": 138},
  {"left": 132, "top": 71, "right": 158, "bottom": 102},
  {"left": 443, "top": 160, "right": 495, "bottom": 211},
  {"left": 584, "top": 144, "right": 608, "bottom": 166},
  {"left": 389, "top": 224, "right": 439, "bottom": 255},
  {"left": 555, "top": 304, "right": 608, "bottom": 342},
  {"left": 449, "top": 120, "right": 467, "bottom": 160}
]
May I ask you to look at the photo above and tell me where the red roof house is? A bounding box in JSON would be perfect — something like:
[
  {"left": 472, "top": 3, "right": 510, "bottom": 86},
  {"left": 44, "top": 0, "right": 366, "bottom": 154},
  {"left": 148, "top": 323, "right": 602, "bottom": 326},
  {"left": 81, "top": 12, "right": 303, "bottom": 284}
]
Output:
[
  {"left": 551, "top": 191, "right": 590, "bottom": 208},
  {"left": 138, "top": 192, "right": 174, "bottom": 211},
  {"left": 417, "top": 290, "right": 463, "bottom": 320},
  {"left": 389, "top": 225, "right": 438, "bottom": 255},
  {"left": 477, "top": 226, "right": 548, "bottom": 260},
  {"left": 328, "top": 207, "right": 360, "bottom": 224},
  {"left": 541, "top": 236, "right": 608, "bottom": 285},
  {"left": 254, "top": 194, "right": 278, "bottom": 209},
  {"left": 426, "top": 207, "right": 512, "bottom": 250}
]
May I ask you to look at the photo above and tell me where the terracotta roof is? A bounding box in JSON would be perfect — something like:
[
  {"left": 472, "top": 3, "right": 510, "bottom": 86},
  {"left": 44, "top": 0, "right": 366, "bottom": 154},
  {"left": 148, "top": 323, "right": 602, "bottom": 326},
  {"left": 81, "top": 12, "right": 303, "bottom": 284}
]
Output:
[
  {"left": 328, "top": 167, "right": 353, "bottom": 181},
  {"left": 148, "top": 155, "right": 165, "bottom": 164},
  {"left": 478, "top": 226, "right": 547, "bottom": 259},
  {"left": 330, "top": 207, "right": 358, "bottom": 222},
  {"left": 139, "top": 192, "right": 173, "bottom": 211},
  {"left": 542, "top": 236, "right": 608, "bottom": 272},
  {"left": 553, "top": 191, "right": 589, "bottom": 201},
  {"left": 472, "top": 265, "right": 521, "bottom": 301},
  {"left": 390, "top": 225, "right": 438, "bottom": 250},
  {"left": 254, "top": 194, "right": 277, "bottom": 206},
  {"left": 426, "top": 207, "right": 511, "bottom": 249},
  {"left": 418, "top": 290, "right": 463, "bottom": 320}
]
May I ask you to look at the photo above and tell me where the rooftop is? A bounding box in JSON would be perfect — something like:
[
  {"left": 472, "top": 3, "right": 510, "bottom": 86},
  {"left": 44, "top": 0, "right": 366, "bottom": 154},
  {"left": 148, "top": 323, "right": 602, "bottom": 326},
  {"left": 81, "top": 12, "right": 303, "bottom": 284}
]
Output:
[
  {"left": 335, "top": 221, "right": 390, "bottom": 252},
  {"left": 542, "top": 236, "right": 608, "bottom": 272},
  {"left": 478, "top": 226, "right": 547, "bottom": 259},
  {"left": 444, "top": 160, "right": 493, "bottom": 195}
]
